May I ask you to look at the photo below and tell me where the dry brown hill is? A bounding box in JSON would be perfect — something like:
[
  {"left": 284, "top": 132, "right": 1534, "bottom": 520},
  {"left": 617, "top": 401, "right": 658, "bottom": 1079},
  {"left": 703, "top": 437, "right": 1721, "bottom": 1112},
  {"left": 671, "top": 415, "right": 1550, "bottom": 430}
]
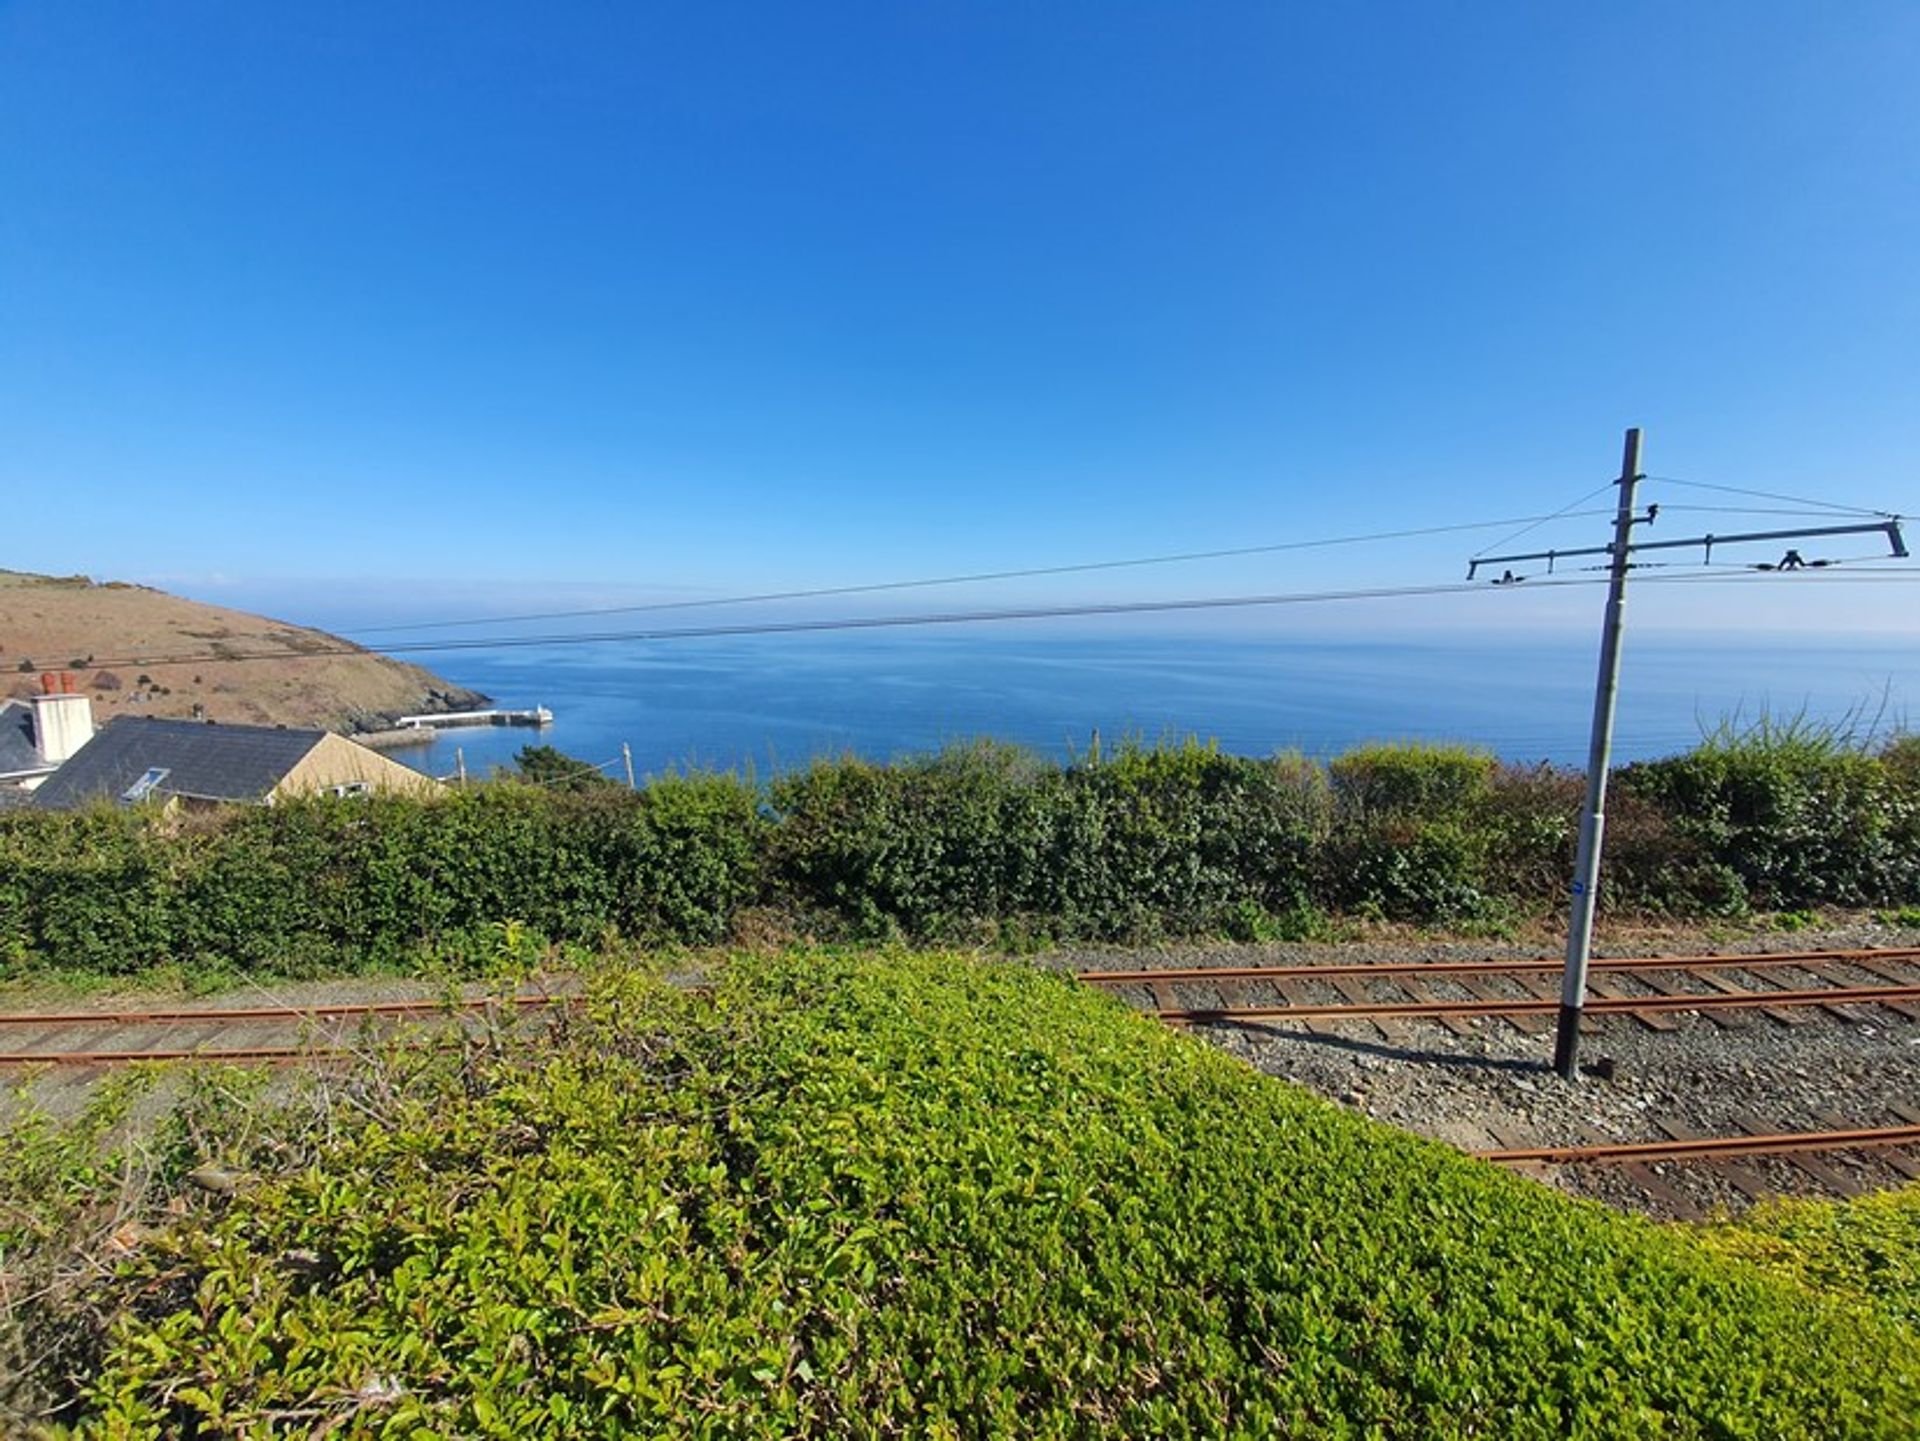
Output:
[{"left": 0, "top": 571, "right": 486, "bottom": 732}]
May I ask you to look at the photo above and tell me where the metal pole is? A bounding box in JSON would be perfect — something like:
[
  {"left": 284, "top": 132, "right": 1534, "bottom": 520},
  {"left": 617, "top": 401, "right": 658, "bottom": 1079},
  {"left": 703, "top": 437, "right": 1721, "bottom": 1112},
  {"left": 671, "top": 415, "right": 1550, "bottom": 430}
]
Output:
[
  {"left": 1555, "top": 427, "right": 1643, "bottom": 1079},
  {"left": 455, "top": 746, "right": 467, "bottom": 789},
  {"left": 622, "top": 742, "right": 636, "bottom": 789}
]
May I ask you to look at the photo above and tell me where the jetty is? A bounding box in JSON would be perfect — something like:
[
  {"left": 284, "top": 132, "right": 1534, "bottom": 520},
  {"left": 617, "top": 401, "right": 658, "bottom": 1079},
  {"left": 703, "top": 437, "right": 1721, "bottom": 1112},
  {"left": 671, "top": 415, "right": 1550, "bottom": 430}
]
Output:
[{"left": 393, "top": 706, "right": 553, "bottom": 732}]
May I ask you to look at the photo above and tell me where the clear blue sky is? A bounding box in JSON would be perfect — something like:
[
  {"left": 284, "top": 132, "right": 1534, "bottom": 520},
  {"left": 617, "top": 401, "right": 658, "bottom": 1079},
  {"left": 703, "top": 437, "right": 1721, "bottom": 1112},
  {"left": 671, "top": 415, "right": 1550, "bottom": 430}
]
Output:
[{"left": 4, "top": 2, "right": 1917, "bottom": 634}]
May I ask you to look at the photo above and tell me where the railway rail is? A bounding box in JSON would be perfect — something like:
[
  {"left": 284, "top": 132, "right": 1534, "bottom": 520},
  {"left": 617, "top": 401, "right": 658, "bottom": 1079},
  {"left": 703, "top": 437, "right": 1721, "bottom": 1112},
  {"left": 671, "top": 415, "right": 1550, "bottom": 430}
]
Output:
[
  {"left": 1, "top": 945, "right": 1916, "bottom": 1066},
  {"left": 1077, "top": 944, "right": 1920, "bottom": 1034},
  {"left": 0, "top": 992, "right": 570, "bottom": 1067},
  {"left": 1476, "top": 1120, "right": 1920, "bottom": 1167},
  {"left": 1473, "top": 1106, "right": 1920, "bottom": 1217}
]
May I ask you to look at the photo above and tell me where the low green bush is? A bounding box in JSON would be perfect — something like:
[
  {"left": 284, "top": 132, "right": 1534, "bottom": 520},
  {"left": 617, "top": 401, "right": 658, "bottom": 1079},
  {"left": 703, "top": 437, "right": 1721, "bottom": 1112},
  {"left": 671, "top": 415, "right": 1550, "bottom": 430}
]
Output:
[
  {"left": 767, "top": 738, "right": 1330, "bottom": 941},
  {"left": 1329, "top": 740, "right": 1496, "bottom": 817},
  {"left": 30, "top": 952, "right": 1917, "bottom": 1436},
  {"left": 1621, "top": 717, "right": 1920, "bottom": 908},
  {"left": 1701, "top": 1187, "right": 1920, "bottom": 1331}
]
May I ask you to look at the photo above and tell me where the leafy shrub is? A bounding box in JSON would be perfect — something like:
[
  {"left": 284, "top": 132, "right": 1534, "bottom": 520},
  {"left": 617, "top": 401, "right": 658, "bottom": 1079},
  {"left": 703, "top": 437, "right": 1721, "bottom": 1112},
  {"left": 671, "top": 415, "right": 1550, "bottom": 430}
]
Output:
[
  {"left": 0, "top": 781, "right": 766, "bottom": 980},
  {"left": 1475, "top": 763, "right": 1581, "bottom": 898},
  {"left": 1328, "top": 741, "right": 1495, "bottom": 818},
  {"left": 1597, "top": 788, "right": 1750, "bottom": 917},
  {"left": 510, "top": 744, "right": 618, "bottom": 792},
  {"left": 33, "top": 952, "right": 1919, "bottom": 1436},
  {"left": 768, "top": 739, "right": 1327, "bottom": 941},
  {"left": 1701, "top": 1187, "right": 1920, "bottom": 1331},
  {"left": 1622, "top": 717, "right": 1920, "bottom": 908},
  {"left": 1882, "top": 734, "right": 1920, "bottom": 789}
]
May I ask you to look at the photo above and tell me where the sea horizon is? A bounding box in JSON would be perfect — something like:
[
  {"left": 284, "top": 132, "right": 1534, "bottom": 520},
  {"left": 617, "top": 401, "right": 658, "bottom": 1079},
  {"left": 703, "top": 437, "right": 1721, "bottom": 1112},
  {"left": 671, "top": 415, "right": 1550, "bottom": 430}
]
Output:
[{"left": 375, "top": 628, "right": 1920, "bottom": 784}]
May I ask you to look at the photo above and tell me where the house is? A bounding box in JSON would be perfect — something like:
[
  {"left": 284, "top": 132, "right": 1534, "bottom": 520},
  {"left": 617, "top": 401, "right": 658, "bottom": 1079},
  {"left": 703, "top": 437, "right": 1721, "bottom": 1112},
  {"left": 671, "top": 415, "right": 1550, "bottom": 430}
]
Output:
[
  {"left": 31, "top": 714, "right": 441, "bottom": 810},
  {"left": 0, "top": 672, "right": 98, "bottom": 791}
]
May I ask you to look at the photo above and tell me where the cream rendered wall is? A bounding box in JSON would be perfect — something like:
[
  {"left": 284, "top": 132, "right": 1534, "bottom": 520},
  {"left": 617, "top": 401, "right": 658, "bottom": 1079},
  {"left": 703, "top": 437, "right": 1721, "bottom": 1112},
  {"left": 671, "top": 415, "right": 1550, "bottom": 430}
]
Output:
[{"left": 270, "top": 732, "right": 443, "bottom": 801}]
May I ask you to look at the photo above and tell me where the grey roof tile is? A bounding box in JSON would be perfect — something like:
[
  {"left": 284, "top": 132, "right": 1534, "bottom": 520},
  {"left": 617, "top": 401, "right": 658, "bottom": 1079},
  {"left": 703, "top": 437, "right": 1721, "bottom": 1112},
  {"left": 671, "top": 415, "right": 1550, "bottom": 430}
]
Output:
[{"left": 32, "top": 716, "right": 325, "bottom": 810}]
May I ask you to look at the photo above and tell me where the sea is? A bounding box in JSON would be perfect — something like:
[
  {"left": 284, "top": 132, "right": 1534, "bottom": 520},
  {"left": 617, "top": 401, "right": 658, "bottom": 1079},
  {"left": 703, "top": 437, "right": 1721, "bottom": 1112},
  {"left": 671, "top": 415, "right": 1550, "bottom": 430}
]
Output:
[{"left": 379, "top": 630, "right": 1920, "bottom": 784}]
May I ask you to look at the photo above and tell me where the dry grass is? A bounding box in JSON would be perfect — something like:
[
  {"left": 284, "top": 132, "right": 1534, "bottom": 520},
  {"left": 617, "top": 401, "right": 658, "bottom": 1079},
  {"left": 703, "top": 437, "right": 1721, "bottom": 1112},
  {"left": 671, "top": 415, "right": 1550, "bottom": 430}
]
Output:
[{"left": 0, "top": 570, "right": 482, "bottom": 732}]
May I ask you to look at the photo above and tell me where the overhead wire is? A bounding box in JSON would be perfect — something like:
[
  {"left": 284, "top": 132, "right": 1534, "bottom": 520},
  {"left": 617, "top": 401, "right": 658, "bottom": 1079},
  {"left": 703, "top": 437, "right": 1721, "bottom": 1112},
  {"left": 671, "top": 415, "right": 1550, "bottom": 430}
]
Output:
[
  {"left": 1645, "top": 475, "right": 1897, "bottom": 519},
  {"left": 75, "top": 567, "right": 1920, "bottom": 674},
  {"left": 89, "top": 577, "right": 1619, "bottom": 669},
  {"left": 348, "top": 509, "right": 1622, "bottom": 636},
  {"left": 1470, "top": 481, "right": 1619, "bottom": 561},
  {"left": 1652, "top": 503, "right": 1893, "bottom": 520}
]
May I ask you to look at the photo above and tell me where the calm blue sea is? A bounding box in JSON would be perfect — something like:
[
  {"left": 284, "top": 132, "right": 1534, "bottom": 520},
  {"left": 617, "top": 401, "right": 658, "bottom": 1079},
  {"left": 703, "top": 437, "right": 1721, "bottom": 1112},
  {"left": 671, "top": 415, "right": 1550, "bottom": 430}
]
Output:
[{"left": 382, "top": 631, "right": 1920, "bottom": 783}]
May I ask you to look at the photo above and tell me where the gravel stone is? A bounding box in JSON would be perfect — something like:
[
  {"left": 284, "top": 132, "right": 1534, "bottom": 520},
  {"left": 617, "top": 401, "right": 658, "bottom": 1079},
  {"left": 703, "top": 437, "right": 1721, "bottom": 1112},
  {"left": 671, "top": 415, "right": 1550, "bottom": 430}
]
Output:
[{"left": 1048, "top": 917, "right": 1920, "bottom": 1219}]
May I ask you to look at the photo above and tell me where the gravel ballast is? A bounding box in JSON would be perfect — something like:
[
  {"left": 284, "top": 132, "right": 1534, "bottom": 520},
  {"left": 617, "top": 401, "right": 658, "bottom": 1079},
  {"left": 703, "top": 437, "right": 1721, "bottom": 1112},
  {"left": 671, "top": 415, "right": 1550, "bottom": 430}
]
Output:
[{"left": 1048, "top": 917, "right": 1920, "bottom": 1218}]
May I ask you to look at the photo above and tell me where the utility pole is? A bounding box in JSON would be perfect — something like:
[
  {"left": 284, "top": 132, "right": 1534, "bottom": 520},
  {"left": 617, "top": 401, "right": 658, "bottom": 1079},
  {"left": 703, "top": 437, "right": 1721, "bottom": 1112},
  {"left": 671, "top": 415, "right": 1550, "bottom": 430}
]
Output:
[
  {"left": 1556, "top": 428, "right": 1643, "bottom": 1078},
  {"left": 1467, "top": 432, "right": 1907, "bottom": 1080},
  {"left": 455, "top": 746, "right": 467, "bottom": 789},
  {"left": 622, "top": 742, "right": 636, "bottom": 790}
]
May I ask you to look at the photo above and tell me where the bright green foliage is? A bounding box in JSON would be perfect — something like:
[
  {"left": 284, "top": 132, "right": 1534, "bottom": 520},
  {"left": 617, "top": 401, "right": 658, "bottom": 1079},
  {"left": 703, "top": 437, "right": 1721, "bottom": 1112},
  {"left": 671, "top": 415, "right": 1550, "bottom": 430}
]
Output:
[
  {"left": 0, "top": 1064, "right": 302, "bottom": 1420},
  {"left": 1701, "top": 1188, "right": 1920, "bottom": 1331},
  {"left": 52, "top": 954, "right": 1920, "bottom": 1437}
]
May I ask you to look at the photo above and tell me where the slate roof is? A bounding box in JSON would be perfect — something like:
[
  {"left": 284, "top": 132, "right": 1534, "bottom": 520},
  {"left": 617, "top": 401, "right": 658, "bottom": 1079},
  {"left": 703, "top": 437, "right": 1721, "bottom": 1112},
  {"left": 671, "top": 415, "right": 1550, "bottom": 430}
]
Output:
[
  {"left": 32, "top": 716, "right": 326, "bottom": 810},
  {"left": 0, "top": 700, "right": 49, "bottom": 778}
]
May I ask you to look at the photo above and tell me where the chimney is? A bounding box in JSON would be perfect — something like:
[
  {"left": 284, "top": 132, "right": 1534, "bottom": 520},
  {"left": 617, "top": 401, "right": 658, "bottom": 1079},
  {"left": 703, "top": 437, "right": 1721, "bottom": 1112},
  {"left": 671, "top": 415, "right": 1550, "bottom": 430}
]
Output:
[{"left": 30, "top": 671, "right": 95, "bottom": 766}]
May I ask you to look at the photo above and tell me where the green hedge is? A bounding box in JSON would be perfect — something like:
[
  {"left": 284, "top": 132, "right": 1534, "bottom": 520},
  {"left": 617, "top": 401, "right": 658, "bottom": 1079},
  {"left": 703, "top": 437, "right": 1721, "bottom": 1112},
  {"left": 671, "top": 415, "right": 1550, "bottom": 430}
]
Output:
[
  {"left": 49, "top": 952, "right": 1920, "bottom": 1435},
  {"left": 3, "top": 732, "right": 1917, "bottom": 978},
  {"left": 0, "top": 776, "right": 765, "bottom": 978}
]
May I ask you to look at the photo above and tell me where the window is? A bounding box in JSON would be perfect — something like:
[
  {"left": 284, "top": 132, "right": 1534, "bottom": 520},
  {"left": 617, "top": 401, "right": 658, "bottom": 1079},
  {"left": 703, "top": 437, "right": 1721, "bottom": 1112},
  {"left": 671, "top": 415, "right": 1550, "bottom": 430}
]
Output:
[
  {"left": 326, "top": 781, "right": 371, "bottom": 798},
  {"left": 122, "top": 767, "right": 170, "bottom": 802}
]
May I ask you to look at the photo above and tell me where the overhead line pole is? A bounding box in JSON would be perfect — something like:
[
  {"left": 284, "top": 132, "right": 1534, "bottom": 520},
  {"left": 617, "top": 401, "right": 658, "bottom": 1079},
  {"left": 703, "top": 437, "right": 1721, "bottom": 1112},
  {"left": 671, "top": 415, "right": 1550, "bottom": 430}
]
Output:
[
  {"left": 1556, "top": 428, "right": 1644, "bottom": 1079},
  {"left": 1469, "top": 436, "right": 1907, "bottom": 1080}
]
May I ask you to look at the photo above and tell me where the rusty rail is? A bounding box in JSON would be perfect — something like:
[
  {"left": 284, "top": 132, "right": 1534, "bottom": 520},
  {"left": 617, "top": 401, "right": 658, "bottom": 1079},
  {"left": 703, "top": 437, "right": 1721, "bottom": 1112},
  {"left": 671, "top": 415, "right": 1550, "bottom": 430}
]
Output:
[
  {"left": 0, "top": 993, "right": 566, "bottom": 1028},
  {"left": 1153, "top": 980, "right": 1920, "bottom": 1025},
  {"left": 1076, "top": 944, "right": 1920, "bottom": 986},
  {"left": 1477, "top": 1123, "right": 1920, "bottom": 1166}
]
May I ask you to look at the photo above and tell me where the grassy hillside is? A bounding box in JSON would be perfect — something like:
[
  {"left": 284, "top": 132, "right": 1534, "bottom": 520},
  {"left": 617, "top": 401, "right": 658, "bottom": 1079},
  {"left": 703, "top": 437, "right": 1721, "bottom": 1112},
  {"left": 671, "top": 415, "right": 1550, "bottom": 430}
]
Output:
[
  {"left": 11, "top": 951, "right": 1914, "bottom": 1436},
  {"left": 0, "top": 569, "right": 483, "bottom": 732}
]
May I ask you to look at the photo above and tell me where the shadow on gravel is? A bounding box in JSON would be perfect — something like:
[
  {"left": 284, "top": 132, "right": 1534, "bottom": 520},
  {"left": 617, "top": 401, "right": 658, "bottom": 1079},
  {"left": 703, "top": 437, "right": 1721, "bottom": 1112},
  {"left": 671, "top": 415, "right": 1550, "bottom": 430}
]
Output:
[{"left": 1202, "top": 1021, "right": 1554, "bottom": 1076}]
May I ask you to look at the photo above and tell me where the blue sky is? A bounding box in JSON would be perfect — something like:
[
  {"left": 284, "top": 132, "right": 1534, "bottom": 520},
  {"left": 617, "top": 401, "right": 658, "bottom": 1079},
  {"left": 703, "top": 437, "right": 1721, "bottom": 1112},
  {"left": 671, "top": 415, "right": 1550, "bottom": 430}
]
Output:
[{"left": 4, "top": 3, "right": 1917, "bottom": 636}]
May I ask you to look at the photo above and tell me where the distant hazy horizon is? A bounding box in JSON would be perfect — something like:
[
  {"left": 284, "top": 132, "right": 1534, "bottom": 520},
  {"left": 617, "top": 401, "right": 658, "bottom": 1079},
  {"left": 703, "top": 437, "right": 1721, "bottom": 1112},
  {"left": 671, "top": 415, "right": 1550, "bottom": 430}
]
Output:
[{"left": 358, "top": 629, "right": 1920, "bottom": 785}]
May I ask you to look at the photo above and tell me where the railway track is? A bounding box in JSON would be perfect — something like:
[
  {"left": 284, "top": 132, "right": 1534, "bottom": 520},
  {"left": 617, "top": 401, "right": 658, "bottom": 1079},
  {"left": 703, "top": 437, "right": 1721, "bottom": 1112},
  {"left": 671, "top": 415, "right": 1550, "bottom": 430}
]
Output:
[
  {"left": 2, "top": 945, "right": 1916, "bottom": 1066},
  {"left": 1077, "top": 944, "right": 1920, "bottom": 1035},
  {"left": 1476, "top": 1120, "right": 1920, "bottom": 1167},
  {"left": 1473, "top": 1106, "right": 1920, "bottom": 1218},
  {"left": 0, "top": 991, "right": 571, "bottom": 1067}
]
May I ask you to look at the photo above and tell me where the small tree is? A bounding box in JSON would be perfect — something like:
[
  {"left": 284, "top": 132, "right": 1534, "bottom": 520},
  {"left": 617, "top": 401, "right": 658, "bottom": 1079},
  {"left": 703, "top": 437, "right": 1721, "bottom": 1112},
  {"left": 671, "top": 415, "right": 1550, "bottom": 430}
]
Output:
[{"left": 511, "top": 744, "right": 615, "bottom": 793}]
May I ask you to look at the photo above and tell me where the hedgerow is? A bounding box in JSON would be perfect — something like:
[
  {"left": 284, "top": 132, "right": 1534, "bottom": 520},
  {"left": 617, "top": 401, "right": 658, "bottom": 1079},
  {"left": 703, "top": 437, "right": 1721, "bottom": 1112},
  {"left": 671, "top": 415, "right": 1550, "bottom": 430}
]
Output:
[
  {"left": 1620, "top": 718, "right": 1920, "bottom": 909},
  {"left": 24, "top": 952, "right": 1917, "bottom": 1436},
  {"left": 2, "top": 730, "right": 1917, "bottom": 981}
]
